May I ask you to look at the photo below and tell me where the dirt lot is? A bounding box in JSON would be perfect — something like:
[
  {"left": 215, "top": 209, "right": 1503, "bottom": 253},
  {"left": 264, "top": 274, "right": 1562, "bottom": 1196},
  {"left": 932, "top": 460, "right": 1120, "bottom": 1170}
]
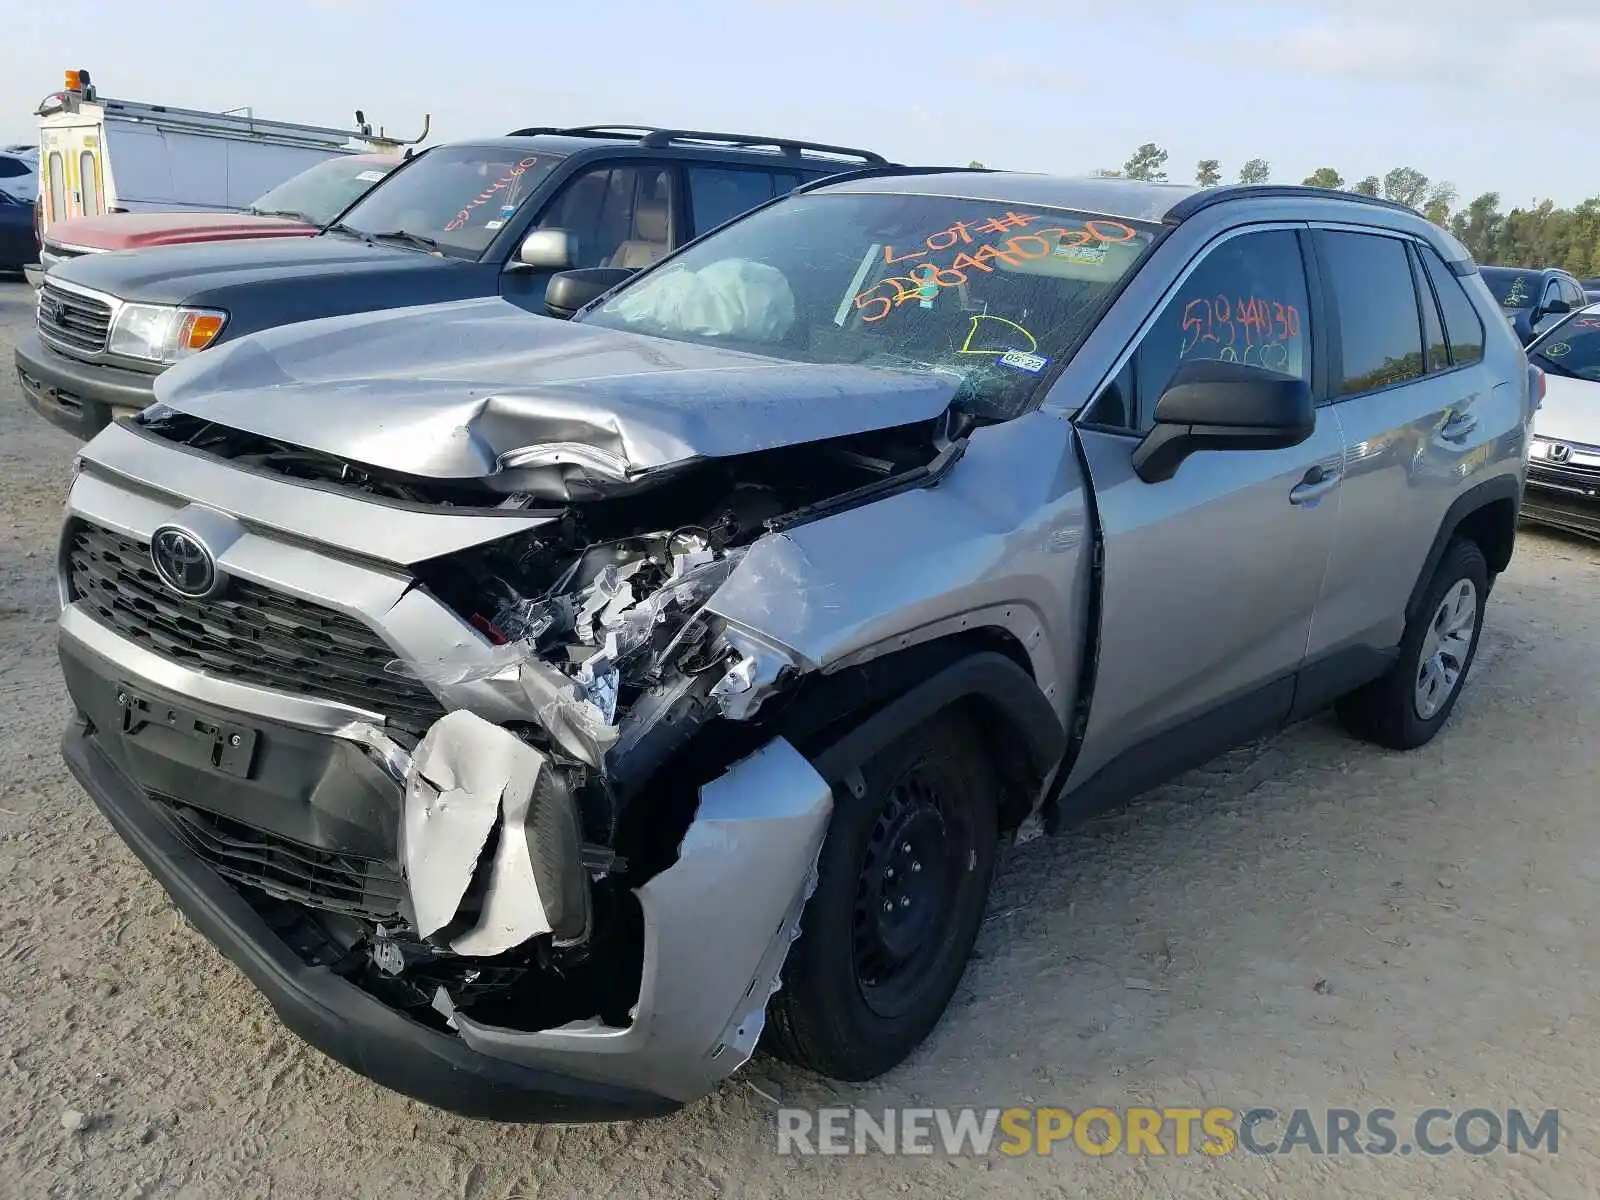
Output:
[{"left": 3, "top": 276, "right": 1600, "bottom": 1199}]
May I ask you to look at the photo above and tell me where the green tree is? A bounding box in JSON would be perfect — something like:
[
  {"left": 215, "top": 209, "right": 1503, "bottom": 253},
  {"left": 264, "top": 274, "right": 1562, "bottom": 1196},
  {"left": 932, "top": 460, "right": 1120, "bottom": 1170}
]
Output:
[
  {"left": 1449, "top": 192, "right": 1506, "bottom": 263},
  {"left": 1382, "top": 167, "right": 1433, "bottom": 210},
  {"left": 1238, "top": 158, "right": 1271, "bottom": 185},
  {"left": 1122, "top": 143, "right": 1170, "bottom": 182},
  {"left": 968, "top": 160, "right": 985, "bottom": 168},
  {"left": 1195, "top": 158, "right": 1222, "bottom": 187},
  {"left": 1353, "top": 176, "right": 1381, "bottom": 196},
  {"left": 1422, "top": 181, "right": 1458, "bottom": 227},
  {"left": 1303, "top": 167, "right": 1345, "bottom": 189}
]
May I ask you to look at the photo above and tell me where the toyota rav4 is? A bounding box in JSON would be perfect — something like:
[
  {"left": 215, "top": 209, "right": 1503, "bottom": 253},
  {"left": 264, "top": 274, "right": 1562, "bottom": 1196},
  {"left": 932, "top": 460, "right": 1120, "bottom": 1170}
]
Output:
[{"left": 54, "top": 169, "right": 1534, "bottom": 1123}]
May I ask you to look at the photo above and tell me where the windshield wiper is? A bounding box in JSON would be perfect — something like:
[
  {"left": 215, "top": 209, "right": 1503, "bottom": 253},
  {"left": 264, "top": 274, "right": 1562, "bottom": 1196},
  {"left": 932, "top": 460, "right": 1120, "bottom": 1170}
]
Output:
[
  {"left": 322, "top": 221, "right": 369, "bottom": 241},
  {"left": 364, "top": 229, "right": 441, "bottom": 253},
  {"left": 247, "top": 207, "right": 319, "bottom": 224}
]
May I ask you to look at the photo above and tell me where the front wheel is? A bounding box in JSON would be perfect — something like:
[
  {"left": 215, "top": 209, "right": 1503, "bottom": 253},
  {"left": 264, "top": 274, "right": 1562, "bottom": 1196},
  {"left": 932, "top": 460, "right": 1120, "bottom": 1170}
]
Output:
[
  {"left": 765, "top": 710, "right": 999, "bottom": 1080},
  {"left": 1336, "top": 538, "right": 1489, "bottom": 750}
]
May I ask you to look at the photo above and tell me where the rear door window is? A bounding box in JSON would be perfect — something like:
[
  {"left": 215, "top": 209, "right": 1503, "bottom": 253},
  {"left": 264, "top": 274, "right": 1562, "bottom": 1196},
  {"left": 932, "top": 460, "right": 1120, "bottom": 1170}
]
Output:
[
  {"left": 1121, "top": 228, "right": 1312, "bottom": 431},
  {"left": 1317, "top": 230, "right": 1425, "bottom": 396},
  {"left": 1418, "top": 247, "right": 1486, "bottom": 366},
  {"left": 687, "top": 167, "right": 777, "bottom": 236}
]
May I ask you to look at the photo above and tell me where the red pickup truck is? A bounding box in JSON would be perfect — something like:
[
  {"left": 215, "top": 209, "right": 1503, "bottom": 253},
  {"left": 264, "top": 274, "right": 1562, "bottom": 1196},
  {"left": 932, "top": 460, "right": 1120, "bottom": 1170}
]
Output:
[{"left": 36, "top": 152, "right": 398, "bottom": 274}]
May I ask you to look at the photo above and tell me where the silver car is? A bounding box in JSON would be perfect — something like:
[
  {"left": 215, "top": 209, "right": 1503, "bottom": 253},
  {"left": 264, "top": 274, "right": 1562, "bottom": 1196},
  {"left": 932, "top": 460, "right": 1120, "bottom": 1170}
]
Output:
[
  {"left": 1523, "top": 303, "right": 1600, "bottom": 536},
  {"left": 54, "top": 171, "right": 1534, "bottom": 1121}
]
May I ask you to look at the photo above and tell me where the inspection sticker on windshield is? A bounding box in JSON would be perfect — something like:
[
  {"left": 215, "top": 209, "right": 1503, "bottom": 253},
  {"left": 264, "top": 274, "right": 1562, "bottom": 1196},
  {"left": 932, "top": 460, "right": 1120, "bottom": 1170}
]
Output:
[
  {"left": 1054, "top": 242, "right": 1107, "bottom": 265},
  {"left": 356, "top": 170, "right": 387, "bottom": 182},
  {"left": 484, "top": 220, "right": 505, "bottom": 231},
  {"left": 999, "top": 350, "right": 1049, "bottom": 373}
]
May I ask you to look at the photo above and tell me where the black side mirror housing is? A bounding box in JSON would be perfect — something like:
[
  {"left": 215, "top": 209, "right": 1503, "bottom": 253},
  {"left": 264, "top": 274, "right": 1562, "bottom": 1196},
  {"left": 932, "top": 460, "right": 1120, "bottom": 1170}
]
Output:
[
  {"left": 1131, "top": 359, "right": 1316, "bottom": 483},
  {"left": 1544, "top": 298, "right": 1571, "bottom": 316},
  {"left": 544, "top": 267, "right": 635, "bottom": 320}
]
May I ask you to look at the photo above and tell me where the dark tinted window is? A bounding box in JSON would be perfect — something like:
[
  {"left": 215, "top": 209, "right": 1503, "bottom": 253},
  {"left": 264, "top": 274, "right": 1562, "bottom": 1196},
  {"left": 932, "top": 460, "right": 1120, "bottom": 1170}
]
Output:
[
  {"left": 1409, "top": 246, "right": 1449, "bottom": 372},
  {"left": 1126, "top": 229, "right": 1311, "bottom": 430},
  {"left": 1320, "top": 231, "right": 1424, "bottom": 396},
  {"left": 0, "top": 156, "right": 29, "bottom": 179},
  {"left": 1419, "top": 246, "right": 1485, "bottom": 366},
  {"left": 1530, "top": 311, "right": 1600, "bottom": 381},
  {"left": 688, "top": 167, "right": 776, "bottom": 236}
]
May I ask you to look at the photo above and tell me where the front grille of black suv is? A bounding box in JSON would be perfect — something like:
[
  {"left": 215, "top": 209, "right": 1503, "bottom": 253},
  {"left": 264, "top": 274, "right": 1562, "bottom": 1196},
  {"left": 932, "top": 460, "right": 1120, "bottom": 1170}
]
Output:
[
  {"left": 65, "top": 520, "right": 445, "bottom": 734},
  {"left": 37, "top": 280, "right": 113, "bottom": 357},
  {"left": 150, "top": 793, "right": 408, "bottom": 924}
]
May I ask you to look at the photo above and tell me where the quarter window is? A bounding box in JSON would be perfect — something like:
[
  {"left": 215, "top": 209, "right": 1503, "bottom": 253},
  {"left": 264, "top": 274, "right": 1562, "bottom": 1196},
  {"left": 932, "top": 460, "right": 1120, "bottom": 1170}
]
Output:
[
  {"left": 1409, "top": 245, "right": 1449, "bottom": 372},
  {"left": 1105, "top": 228, "right": 1311, "bottom": 431},
  {"left": 1318, "top": 231, "right": 1424, "bottom": 396},
  {"left": 79, "top": 151, "right": 101, "bottom": 216},
  {"left": 1418, "top": 245, "right": 1486, "bottom": 366}
]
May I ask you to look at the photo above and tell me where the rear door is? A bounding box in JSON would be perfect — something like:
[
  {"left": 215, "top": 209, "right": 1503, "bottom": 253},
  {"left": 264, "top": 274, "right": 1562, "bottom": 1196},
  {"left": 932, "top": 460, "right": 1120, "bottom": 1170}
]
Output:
[
  {"left": 1302, "top": 227, "right": 1494, "bottom": 677},
  {"left": 1062, "top": 224, "right": 1344, "bottom": 795}
]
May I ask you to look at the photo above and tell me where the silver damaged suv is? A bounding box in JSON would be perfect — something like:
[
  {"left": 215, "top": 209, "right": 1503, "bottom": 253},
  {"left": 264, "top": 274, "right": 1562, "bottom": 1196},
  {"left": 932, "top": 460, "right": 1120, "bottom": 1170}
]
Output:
[{"left": 55, "top": 170, "right": 1535, "bottom": 1121}]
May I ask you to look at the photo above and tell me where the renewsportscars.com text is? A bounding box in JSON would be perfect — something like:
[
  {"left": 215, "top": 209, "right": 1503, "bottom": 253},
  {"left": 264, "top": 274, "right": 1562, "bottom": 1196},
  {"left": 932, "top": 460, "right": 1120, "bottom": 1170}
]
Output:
[{"left": 776, "top": 1106, "right": 1560, "bottom": 1157}]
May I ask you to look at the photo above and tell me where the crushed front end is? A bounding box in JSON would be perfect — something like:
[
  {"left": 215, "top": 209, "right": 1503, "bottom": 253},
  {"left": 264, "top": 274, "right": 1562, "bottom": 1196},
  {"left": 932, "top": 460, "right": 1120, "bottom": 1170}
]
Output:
[{"left": 54, "top": 397, "right": 948, "bottom": 1119}]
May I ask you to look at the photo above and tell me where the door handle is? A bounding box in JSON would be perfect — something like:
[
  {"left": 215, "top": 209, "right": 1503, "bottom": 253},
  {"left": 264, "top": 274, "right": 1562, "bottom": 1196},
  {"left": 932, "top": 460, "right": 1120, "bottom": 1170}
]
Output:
[
  {"left": 1439, "top": 412, "right": 1477, "bottom": 443},
  {"left": 1289, "top": 463, "right": 1342, "bottom": 505}
]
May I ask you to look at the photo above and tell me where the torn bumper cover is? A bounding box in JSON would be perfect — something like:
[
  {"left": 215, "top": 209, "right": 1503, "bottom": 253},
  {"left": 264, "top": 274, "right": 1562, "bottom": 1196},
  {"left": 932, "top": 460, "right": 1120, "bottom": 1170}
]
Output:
[{"left": 64, "top": 718, "right": 832, "bottom": 1121}]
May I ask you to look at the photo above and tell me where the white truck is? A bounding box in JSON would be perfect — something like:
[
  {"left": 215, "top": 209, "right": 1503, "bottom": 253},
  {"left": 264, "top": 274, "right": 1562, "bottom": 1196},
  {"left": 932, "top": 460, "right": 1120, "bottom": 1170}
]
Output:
[{"left": 33, "top": 68, "right": 426, "bottom": 256}]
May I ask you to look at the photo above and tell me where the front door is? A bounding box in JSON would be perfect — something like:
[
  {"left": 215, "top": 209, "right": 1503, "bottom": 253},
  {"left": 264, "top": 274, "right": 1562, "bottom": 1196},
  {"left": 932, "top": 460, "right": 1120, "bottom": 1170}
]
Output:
[{"left": 1061, "top": 225, "right": 1343, "bottom": 799}]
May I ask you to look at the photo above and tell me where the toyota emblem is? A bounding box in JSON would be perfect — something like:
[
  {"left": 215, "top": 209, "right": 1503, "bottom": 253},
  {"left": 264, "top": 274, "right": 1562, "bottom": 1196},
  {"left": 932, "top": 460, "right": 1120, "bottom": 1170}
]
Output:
[
  {"left": 1548, "top": 443, "right": 1573, "bottom": 463},
  {"left": 150, "top": 526, "right": 222, "bottom": 599}
]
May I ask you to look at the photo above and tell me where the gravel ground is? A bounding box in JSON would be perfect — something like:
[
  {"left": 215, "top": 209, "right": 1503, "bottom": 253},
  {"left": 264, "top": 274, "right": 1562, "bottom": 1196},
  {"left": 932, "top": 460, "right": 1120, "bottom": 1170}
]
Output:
[{"left": 3, "top": 275, "right": 1600, "bottom": 1198}]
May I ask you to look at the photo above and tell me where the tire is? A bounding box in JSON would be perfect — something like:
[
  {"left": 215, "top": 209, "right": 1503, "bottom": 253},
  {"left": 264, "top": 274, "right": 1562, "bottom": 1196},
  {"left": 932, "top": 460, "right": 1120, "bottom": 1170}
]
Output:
[
  {"left": 765, "top": 709, "right": 999, "bottom": 1080},
  {"left": 1335, "top": 537, "right": 1489, "bottom": 750}
]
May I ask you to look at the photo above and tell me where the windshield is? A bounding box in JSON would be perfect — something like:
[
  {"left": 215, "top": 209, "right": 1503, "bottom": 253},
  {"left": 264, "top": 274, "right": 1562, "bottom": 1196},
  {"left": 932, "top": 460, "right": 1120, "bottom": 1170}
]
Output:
[
  {"left": 1531, "top": 312, "right": 1600, "bottom": 381},
  {"left": 249, "top": 156, "right": 396, "bottom": 226},
  {"left": 1480, "top": 267, "right": 1540, "bottom": 310},
  {"left": 579, "top": 192, "right": 1159, "bottom": 421},
  {"left": 327, "top": 144, "right": 563, "bottom": 259}
]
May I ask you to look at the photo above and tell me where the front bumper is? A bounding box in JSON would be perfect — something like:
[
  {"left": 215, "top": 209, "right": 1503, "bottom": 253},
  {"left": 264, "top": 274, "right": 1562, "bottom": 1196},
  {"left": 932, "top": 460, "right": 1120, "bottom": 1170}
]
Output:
[
  {"left": 15, "top": 328, "right": 157, "bottom": 440},
  {"left": 63, "top": 721, "right": 681, "bottom": 1123},
  {"left": 1523, "top": 464, "right": 1600, "bottom": 539}
]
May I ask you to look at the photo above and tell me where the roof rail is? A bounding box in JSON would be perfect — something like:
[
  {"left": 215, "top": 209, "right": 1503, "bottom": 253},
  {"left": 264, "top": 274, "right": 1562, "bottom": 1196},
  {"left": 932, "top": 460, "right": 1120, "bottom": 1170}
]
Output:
[
  {"left": 1163, "top": 183, "right": 1425, "bottom": 225},
  {"left": 503, "top": 124, "right": 887, "bottom": 164}
]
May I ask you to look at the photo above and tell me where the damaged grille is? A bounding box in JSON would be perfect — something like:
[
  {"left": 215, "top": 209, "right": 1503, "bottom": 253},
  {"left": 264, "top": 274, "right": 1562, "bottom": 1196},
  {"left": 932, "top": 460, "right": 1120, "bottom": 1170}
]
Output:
[
  {"left": 38, "top": 281, "right": 113, "bottom": 357},
  {"left": 66, "top": 521, "right": 445, "bottom": 733},
  {"left": 150, "top": 793, "right": 408, "bottom": 923}
]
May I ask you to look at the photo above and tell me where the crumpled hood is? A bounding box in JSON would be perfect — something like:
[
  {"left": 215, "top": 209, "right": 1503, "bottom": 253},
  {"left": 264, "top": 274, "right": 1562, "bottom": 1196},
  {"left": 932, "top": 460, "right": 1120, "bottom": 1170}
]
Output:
[
  {"left": 1535, "top": 372, "right": 1600, "bottom": 447},
  {"left": 152, "top": 297, "right": 958, "bottom": 498}
]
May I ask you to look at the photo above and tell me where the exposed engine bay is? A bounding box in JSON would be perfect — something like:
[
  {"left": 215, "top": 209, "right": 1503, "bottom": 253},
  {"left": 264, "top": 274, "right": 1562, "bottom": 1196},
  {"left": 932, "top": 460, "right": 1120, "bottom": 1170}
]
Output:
[{"left": 132, "top": 405, "right": 963, "bottom": 1036}]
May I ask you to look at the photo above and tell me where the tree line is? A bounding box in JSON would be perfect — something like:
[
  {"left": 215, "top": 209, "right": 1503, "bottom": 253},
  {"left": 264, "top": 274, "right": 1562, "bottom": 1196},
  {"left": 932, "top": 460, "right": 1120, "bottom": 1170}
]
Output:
[{"left": 981, "top": 143, "right": 1600, "bottom": 279}]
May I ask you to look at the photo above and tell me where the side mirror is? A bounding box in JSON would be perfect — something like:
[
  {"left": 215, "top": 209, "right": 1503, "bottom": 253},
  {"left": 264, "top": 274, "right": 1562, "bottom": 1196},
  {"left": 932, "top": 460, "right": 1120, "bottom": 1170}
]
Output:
[
  {"left": 544, "top": 267, "right": 636, "bottom": 320},
  {"left": 1131, "top": 359, "right": 1315, "bottom": 483},
  {"left": 514, "top": 228, "right": 575, "bottom": 271},
  {"left": 1545, "top": 299, "right": 1572, "bottom": 316}
]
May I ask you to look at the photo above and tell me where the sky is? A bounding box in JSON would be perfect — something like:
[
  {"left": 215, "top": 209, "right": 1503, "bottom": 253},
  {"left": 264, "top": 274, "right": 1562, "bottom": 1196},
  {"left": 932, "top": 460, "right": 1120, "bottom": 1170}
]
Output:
[{"left": 4, "top": 0, "right": 1598, "bottom": 209}]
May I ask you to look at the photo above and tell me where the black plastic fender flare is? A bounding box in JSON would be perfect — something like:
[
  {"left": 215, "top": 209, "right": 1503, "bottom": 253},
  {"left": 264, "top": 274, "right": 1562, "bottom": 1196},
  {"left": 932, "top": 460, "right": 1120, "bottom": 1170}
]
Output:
[
  {"left": 809, "top": 651, "right": 1065, "bottom": 793},
  {"left": 1404, "top": 472, "right": 1522, "bottom": 624}
]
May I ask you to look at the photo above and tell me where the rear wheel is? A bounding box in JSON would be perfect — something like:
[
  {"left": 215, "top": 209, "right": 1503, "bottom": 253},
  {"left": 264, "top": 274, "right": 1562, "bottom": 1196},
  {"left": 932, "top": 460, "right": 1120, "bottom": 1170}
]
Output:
[
  {"left": 765, "top": 710, "right": 999, "bottom": 1080},
  {"left": 1336, "top": 538, "right": 1488, "bottom": 750}
]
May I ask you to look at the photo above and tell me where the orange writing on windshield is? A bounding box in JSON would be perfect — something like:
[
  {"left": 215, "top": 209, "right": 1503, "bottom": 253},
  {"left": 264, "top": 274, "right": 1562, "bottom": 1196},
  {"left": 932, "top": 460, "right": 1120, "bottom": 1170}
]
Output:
[
  {"left": 856, "top": 215, "right": 1139, "bottom": 323},
  {"left": 444, "top": 156, "right": 541, "bottom": 233}
]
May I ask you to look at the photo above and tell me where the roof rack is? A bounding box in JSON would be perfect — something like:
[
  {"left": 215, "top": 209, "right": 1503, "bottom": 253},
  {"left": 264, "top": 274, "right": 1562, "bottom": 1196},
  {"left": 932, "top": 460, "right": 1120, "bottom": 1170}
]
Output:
[
  {"left": 1163, "top": 183, "right": 1425, "bottom": 225},
  {"left": 503, "top": 124, "right": 887, "bottom": 165}
]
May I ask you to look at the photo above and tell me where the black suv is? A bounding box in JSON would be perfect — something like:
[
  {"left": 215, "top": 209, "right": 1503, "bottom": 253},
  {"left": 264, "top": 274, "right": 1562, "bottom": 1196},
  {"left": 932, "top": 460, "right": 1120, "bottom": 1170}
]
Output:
[
  {"left": 1478, "top": 264, "right": 1588, "bottom": 345},
  {"left": 17, "top": 126, "right": 888, "bottom": 439}
]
